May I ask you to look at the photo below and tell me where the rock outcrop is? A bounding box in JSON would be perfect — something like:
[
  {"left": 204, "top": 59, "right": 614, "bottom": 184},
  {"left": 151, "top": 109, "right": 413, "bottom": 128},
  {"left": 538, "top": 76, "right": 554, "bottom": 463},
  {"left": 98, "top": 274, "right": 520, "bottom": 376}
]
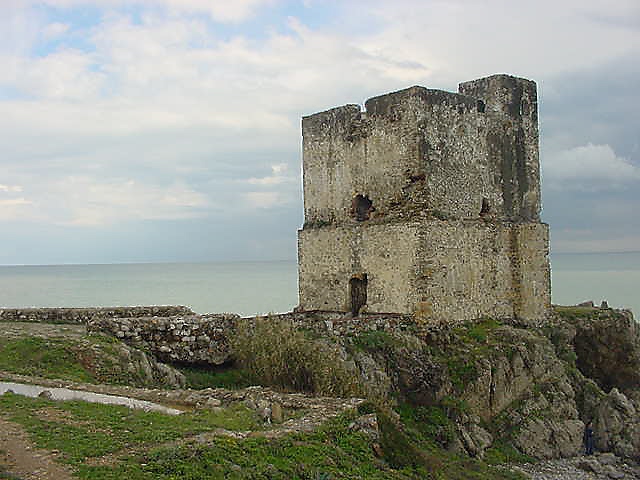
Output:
[
  {"left": 87, "top": 305, "right": 640, "bottom": 462},
  {"left": 556, "top": 306, "right": 640, "bottom": 393}
]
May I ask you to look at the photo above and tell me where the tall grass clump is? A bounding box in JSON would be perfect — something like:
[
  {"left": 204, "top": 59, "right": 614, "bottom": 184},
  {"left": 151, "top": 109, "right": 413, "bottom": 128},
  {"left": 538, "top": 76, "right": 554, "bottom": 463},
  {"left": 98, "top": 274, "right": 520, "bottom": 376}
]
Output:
[{"left": 231, "top": 317, "right": 362, "bottom": 397}]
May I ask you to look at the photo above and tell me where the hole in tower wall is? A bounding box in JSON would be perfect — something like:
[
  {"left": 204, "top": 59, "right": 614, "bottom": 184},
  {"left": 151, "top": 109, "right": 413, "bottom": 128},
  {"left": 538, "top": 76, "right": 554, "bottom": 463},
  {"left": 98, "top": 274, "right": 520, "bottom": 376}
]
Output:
[
  {"left": 349, "top": 274, "right": 368, "bottom": 317},
  {"left": 480, "top": 198, "right": 491, "bottom": 216},
  {"left": 477, "top": 100, "right": 486, "bottom": 113},
  {"left": 352, "top": 195, "right": 375, "bottom": 221}
]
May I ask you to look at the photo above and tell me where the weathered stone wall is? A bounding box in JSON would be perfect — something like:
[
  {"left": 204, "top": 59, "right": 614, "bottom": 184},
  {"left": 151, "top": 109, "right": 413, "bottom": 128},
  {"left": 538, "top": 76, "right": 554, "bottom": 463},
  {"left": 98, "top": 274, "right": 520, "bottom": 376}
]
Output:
[
  {"left": 0, "top": 306, "right": 194, "bottom": 324},
  {"left": 458, "top": 75, "right": 540, "bottom": 222},
  {"left": 88, "top": 313, "right": 239, "bottom": 364},
  {"left": 298, "top": 222, "right": 422, "bottom": 314},
  {"left": 298, "top": 74, "right": 550, "bottom": 323},
  {"left": 87, "top": 311, "right": 417, "bottom": 365},
  {"left": 299, "top": 220, "right": 550, "bottom": 324},
  {"left": 302, "top": 76, "right": 539, "bottom": 225}
]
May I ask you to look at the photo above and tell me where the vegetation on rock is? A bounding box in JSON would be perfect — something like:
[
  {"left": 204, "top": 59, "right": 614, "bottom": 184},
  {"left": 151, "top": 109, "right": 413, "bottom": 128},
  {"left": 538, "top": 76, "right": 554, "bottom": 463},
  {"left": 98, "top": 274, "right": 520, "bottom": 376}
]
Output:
[
  {"left": 2, "top": 305, "right": 640, "bottom": 478},
  {"left": 0, "top": 334, "right": 184, "bottom": 388}
]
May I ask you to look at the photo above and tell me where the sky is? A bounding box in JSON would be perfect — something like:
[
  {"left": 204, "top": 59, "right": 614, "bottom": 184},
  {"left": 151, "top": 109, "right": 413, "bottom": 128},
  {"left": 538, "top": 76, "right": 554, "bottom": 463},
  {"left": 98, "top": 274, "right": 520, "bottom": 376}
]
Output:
[{"left": 0, "top": 0, "right": 638, "bottom": 265}]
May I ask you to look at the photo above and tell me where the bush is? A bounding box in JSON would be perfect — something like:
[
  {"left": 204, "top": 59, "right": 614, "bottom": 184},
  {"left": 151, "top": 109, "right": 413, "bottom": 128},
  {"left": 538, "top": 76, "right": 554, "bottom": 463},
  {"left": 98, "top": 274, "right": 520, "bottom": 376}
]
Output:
[{"left": 231, "top": 317, "right": 361, "bottom": 397}]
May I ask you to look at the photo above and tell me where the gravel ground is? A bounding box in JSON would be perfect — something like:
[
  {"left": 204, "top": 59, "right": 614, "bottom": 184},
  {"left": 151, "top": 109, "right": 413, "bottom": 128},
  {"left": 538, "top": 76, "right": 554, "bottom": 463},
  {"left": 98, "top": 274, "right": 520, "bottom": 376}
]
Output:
[{"left": 512, "top": 454, "right": 640, "bottom": 479}]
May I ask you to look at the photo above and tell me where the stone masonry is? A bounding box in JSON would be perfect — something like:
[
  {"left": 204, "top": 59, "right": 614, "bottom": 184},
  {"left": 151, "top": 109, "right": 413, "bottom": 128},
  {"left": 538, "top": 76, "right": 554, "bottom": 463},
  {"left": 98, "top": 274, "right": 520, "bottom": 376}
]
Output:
[
  {"left": 0, "top": 306, "right": 194, "bottom": 325},
  {"left": 297, "top": 74, "right": 551, "bottom": 324}
]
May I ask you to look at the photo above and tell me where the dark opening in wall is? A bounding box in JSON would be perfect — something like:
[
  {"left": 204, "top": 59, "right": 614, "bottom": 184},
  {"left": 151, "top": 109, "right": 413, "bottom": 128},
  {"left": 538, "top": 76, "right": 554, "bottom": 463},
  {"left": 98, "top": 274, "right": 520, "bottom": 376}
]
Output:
[
  {"left": 480, "top": 197, "right": 491, "bottom": 216},
  {"left": 352, "top": 195, "right": 375, "bottom": 221},
  {"left": 477, "top": 100, "right": 486, "bottom": 113},
  {"left": 349, "top": 274, "right": 368, "bottom": 317}
]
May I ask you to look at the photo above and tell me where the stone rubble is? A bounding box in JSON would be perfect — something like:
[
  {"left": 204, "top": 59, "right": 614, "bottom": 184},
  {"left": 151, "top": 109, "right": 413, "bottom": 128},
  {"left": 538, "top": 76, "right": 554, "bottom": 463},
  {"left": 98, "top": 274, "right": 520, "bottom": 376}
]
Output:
[
  {"left": 0, "top": 372, "right": 367, "bottom": 436},
  {"left": 513, "top": 453, "right": 640, "bottom": 479}
]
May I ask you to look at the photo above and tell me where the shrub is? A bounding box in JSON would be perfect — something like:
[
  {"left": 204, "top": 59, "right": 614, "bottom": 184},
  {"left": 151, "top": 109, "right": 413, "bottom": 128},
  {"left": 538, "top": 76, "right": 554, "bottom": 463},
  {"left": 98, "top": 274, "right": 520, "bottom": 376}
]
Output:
[{"left": 231, "top": 317, "right": 361, "bottom": 397}]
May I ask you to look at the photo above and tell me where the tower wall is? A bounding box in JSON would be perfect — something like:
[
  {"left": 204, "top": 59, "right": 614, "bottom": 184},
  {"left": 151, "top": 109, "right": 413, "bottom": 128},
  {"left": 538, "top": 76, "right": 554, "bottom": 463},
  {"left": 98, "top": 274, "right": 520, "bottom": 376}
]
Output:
[
  {"left": 298, "top": 74, "right": 551, "bottom": 324},
  {"left": 298, "top": 221, "right": 550, "bottom": 324}
]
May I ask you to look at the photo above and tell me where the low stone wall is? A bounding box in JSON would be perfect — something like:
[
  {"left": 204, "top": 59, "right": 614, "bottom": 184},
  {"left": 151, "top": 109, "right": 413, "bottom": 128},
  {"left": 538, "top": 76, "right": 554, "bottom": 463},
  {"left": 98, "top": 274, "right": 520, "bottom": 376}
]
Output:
[
  {"left": 88, "top": 313, "right": 240, "bottom": 364},
  {"left": 267, "top": 311, "right": 416, "bottom": 337},
  {"left": 87, "top": 311, "right": 416, "bottom": 365},
  {"left": 0, "top": 306, "right": 195, "bottom": 325}
]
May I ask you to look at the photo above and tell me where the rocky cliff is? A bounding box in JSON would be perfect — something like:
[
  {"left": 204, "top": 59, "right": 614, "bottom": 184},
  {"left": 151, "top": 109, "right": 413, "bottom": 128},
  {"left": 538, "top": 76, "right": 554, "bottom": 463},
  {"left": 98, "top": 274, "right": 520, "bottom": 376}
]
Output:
[{"left": 87, "top": 305, "right": 640, "bottom": 463}]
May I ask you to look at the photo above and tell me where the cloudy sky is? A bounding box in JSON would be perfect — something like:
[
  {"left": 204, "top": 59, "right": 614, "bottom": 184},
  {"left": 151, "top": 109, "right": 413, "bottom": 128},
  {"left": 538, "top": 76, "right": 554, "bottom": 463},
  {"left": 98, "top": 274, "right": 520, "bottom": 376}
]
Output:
[{"left": 1, "top": 0, "right": 638, "bottom": 265}]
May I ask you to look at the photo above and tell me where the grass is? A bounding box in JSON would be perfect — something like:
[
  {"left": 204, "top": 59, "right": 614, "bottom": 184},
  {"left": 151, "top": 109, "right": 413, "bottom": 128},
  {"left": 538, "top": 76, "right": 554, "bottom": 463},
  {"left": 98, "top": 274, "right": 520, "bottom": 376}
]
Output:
[
  {"left": 0, "top": 393, "right": 261, "bottom": 466},
  {"left": 231, "top": 317, "right": 361, "bottom": 397},
  {"left": 176, "top": 364, "right": 255, "bottom": 390},
  {"left": 0, "top": 334, "right": 181, "bottom": 388},
  {"left": 0, "top": 318, "right": 540, "bottom": 479},
  {"left": 552, "top": 306, "right": 599, "bottom": 322},
  {"left": 0, "top": 393, "right": 527, "bottom": 480},
  {"left": 351, "top": 330, "right": 398, "bottom": 353},
  {"left": 0, "top": 337, "right": 95, "bottom": 383},
  {"left": 484, "top": 441, "right": 535, "bottom": 465}
]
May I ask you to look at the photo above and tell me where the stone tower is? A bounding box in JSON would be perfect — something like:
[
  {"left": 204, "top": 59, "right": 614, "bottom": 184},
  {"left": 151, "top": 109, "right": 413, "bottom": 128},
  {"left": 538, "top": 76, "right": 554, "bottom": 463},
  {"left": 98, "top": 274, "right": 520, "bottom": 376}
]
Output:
[{"left": 297, "top": 74, "right": 551, "bottom": 324}]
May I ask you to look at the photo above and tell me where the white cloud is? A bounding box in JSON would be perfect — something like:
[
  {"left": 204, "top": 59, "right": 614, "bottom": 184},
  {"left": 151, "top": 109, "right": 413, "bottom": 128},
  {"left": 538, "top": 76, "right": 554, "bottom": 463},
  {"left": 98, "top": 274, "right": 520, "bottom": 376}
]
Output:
[
  {"left": 0, "top": 185, "right": 23, "bottom": 193},
  {"left": 543, "top": 143, "right": 640, "bottom": 190},
  {"left": 9, "top": 49, "right": 105, "bottom": 100},
  {"left": 0, "top": 3, "right": 42, "bottom": 56},
  {"left": 355, "top": 0, "right": 639, "bottom": 82},
  {"left": 0, "top": 198, "right": 32, "bottom": 206},
  {"left": 161, "top": 0, "right": 274, "bottom": 22},
  {"left": 0, "top": 197, "right": 35, "bottom": 221},
  {"left": 41, "top": 22, "right": 70, "bottom": 40},
  {"left": 31, "top": 0, "right": 273, "bottom": 22},
  {"left": 244, "top": 191, "right": 286, "bottom": 209},
  {"left": 51, "top": 177, "right": 210, "bottom": 226},
  {"left": 247, "top": 163, "right": 294, "bottom": 186},
  {"left": 552, "top": 230, "right": 640, "bottom": 254},
  {"left": 0, "top": 0, "right": 639, "bottom": 260}
]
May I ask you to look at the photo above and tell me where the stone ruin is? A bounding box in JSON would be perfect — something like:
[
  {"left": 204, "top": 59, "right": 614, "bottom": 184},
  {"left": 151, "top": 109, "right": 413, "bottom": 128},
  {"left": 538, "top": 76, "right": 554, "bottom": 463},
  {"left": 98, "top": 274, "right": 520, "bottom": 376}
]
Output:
[{"left": 297, "top": 74, "right": 551, "bottom": 324}]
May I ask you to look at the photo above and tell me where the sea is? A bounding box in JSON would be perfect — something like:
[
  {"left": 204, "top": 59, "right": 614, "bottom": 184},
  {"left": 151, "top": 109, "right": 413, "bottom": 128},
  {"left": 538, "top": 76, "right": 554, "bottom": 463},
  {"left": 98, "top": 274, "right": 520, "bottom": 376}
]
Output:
[{"left": 0, "top": 253, "right": 637, "bottom": 318}]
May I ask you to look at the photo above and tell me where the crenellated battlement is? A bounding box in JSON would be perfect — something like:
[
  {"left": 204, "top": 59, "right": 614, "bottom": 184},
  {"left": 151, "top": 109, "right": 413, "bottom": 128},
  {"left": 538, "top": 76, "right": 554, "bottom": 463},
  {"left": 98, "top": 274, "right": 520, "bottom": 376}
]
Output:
[{"left": 301, "top": 74, "right": 540, "bottom": 230}]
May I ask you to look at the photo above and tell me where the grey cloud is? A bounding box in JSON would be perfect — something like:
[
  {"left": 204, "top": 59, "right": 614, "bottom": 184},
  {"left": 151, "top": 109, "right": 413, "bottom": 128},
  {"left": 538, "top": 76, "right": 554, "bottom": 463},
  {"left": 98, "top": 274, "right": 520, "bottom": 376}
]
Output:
[{"left": 1, "top": 0, "right": 639, "bottom": 263}]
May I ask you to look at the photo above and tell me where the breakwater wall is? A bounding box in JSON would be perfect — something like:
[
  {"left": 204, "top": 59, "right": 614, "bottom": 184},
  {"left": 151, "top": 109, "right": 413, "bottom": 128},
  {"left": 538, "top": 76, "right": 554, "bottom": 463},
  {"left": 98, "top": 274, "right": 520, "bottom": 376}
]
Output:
[{"left": 0, "top": 306, "right": 194, "bottom": 324}]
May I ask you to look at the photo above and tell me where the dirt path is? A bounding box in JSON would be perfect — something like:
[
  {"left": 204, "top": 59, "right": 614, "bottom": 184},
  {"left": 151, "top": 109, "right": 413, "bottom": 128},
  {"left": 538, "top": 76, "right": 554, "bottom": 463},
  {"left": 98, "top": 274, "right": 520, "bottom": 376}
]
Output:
[{"left": 0, "top": 416, "right": 74, "bottom": 480}]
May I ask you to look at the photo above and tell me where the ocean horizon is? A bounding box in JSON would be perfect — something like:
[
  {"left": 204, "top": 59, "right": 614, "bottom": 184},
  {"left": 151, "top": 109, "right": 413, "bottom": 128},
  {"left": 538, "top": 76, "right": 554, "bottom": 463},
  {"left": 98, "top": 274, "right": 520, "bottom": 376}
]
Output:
[{"left": 0, "top": 253, "right": 638, "bottom": 318}]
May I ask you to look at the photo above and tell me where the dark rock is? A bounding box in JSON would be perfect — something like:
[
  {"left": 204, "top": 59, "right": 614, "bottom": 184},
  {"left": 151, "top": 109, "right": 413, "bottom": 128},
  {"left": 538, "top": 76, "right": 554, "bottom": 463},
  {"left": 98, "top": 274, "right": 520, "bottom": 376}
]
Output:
[
  {"left": 579, "top": 301, "right": 595, "bottom": 308},
  {"left": 38, "top": 390, "right": 53, "bottom": 399}
]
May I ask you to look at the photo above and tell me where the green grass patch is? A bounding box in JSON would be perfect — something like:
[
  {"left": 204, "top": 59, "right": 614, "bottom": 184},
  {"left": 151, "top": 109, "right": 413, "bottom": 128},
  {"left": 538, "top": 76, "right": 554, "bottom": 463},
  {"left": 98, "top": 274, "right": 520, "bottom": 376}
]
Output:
[
  {"left": 0, "top": 393, "right": 261, "bottom": 466},
  {"left": 397, "top": 402, "right": 456, "bottom": 447},
  {"left": 0, "top": 393, "right": 527, "bottom": 480},
  {"left": 176, "top": 364, "right": 255, "bottom": 390},
  {"left": 453, "top": 319, "right": 502, "bottom": 346},
  {"left": 0, "top": 337, "right": 95, "bottom": 383},
  {"left": 484, "top": 441, "right": 535, "bottom": 465},
  {"left": 552, "top": 306, "right": 598, "bottom": 322},
  {"left": 465, "top": 319, "right": 502, "bottom": 343},
  {"left": 78, "top": 410, "right": 526, "bottom": 480},
  {"left": 446, "top": 357, "right": 478, "bottom": 391},
  {"left": 351, "top": 330, "right": 398, "bottom": 353}
]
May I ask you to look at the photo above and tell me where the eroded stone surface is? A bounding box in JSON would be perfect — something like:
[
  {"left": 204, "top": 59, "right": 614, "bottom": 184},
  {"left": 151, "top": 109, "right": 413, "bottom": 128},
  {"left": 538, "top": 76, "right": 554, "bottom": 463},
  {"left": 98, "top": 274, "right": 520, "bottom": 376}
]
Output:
[{"left": 297, "top": 74, "right": 550, "bottom": 324}]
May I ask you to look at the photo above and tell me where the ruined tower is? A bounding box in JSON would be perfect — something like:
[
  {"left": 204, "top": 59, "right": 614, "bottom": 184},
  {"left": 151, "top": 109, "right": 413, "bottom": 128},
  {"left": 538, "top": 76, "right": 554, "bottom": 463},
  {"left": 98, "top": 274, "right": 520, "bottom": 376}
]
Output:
[{"left": 297, "top": 74, "right": 551, "bottom": 324}]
